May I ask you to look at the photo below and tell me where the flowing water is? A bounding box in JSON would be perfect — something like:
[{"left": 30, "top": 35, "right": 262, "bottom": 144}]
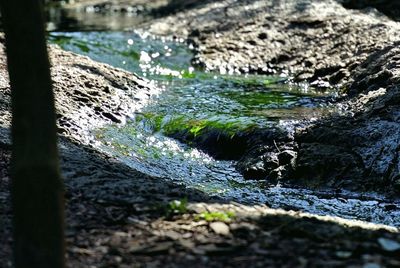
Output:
[{"left": 50, "top": 31, "right": 400, "bottom": 227}]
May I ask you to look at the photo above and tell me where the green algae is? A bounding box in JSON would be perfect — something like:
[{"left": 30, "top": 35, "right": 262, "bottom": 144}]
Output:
[
  {"left": 224, "top": 74, "right": 284, "bottom": 88},
  {"left": 135, "top": 113, "right": 257, "bottom": 139}
]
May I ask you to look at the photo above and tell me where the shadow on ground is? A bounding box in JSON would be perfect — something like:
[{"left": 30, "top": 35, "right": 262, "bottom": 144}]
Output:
[
  {"left": 341, "top": 0, "right": 400, "bottom": 21},
  {"left": 1, "top": 127, "right": 399, "bottom": 267}
]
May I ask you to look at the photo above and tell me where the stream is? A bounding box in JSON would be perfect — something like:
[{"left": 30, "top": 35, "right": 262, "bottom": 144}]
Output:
[{"left": 50, "top": 31, "right": 400, "bottom": 228}]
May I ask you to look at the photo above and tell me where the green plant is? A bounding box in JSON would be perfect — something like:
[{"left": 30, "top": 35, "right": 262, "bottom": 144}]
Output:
[
  {"left": 195, "top": 211, "right": 235, "bottom": 222},
  {"left": 165, "top": 198, "right": 188, "bottom": 216}
]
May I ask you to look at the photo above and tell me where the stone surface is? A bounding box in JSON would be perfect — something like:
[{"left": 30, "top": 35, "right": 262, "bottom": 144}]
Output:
[
  {"left": 147, "top": 0, "right": 400, "bottom": 86},
  {"left": 377, "top": 237, "right": 400, "bottom": 252},
  {"left": 209, "top": 222, "right": 230, "bottom": 236}
]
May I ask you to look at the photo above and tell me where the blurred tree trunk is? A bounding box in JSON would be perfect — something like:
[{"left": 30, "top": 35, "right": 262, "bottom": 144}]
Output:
[{"left": 0, "top": 1, "right": 65, "bottom": 267}]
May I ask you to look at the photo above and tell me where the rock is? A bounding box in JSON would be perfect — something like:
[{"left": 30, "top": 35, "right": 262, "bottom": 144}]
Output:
[
  {"left": 148, "top": 0, "right": 400, "bottom": 86},
  {"left": 209, "top": 222, "right": 230, "bottom": 236},
  {"left": 164, "top": 230, "right": 181, "bottom": 241},
  {"left": 335, "top": 251, "right": 352, "bottom": 259},
  {"left": 363, "top": 263, "right": 381, "bottom": 268},
  {"left": 130, "top": 241, "right": 174, "bottom": 255},
  {"left": 377, "top": 237, "right": 400, "bottom": 252},
  {"left": 278, "top": 150, "right": 297, "bottom": 166},
  {"left": 293, "top": 143, "right": 363, "bottom": 188}
]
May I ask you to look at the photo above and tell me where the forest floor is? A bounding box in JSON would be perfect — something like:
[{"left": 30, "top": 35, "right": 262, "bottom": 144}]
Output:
[
  {"left": 1, "top": 142, "right": 400, "bottom": 267},
  {"left": 1, "top": 0, "right": 400, "bottom": 267}
]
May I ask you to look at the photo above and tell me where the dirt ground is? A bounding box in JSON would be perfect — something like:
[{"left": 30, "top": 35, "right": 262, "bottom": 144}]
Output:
[{"left": 1, "top": 142, "right": 400, "bottom": 267}]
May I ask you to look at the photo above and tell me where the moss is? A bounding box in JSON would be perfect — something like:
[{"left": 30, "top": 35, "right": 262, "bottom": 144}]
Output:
[
  {"left": 181, "top": 70, "right": 196, "bottom": 79},
  {"left": 136, "top": 113, "right": 257, "bottom": 139},
  {"left": 195, "top": 211, "right": 236, "bottom": 222},
  {"left": 224, "top": 75, "right": 284, "bottom": 88},
  {"left": 110, "top": 141, "right": 130, "bottom": 156},
  {"left": 120, "top": 50, "right": 140, "bottom": 61},
  {"left": 48, "top": 35, "right": 71, "bottom": 47},
  {"left": 74, "top": 42, "right": 90, "bottom": 53},
  {"left": 94, "top": 131, "right": 105, "bottom": 140}
]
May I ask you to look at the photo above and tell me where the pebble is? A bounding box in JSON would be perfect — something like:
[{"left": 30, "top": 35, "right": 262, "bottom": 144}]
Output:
[
  {"left": 363, "top": 263, "right": 381, "bottom": 268},
  {"left": 377, "top": 237, "right": 400, "bottom": 252},
  {"left": 210, "top": 222, "right": 230, "bottom": 236}
]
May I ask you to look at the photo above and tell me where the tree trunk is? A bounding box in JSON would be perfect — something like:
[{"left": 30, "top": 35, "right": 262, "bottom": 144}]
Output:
[{"left": 0, "top": 1, "right": 65, "bottom": 267}]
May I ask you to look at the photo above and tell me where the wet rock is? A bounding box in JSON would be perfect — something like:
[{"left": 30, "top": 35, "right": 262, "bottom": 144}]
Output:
[
  {"left": 377, "top": 237, "right": 400, "bottom": 252},
  {"left": 236, "top": 136, "right": 298, "bottom": 182},
  {"left": 294, "top": 143, "right": 364, "bottom": 188},
  {"left": 240, "top": 160, "right": 268, "bottom": 180},
  {"left": 278, "top": 150, "right": 297, "bottom": 166},
  {"left": 238, "top": 149, "right": 298, "bottom": 182},
  {"left": 341, "top": 0, "right": 400, "bottom": 21},
  {"left": 292, "top": 68, "right": 400, "bottom": 193},
  {"left": 0, "top": 40, "right": 157, "bottom": 145},
  {"left": 147, "top": 0, "right": 400, "bottom": 86},
  {"left": 238, "top": 148, "right": 281, "bottom": 180},
  {"left": 168, "top": 127, "right": 249, "bottom": 160},
  {"left": 346, "top": 44, "right": 400, "bottom": 95},
  {"left": 48, "top": 46, "right": 159, "bottom": 144}
]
